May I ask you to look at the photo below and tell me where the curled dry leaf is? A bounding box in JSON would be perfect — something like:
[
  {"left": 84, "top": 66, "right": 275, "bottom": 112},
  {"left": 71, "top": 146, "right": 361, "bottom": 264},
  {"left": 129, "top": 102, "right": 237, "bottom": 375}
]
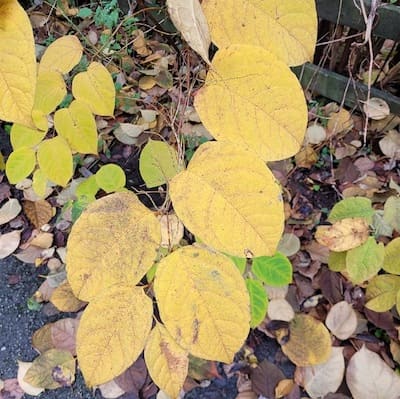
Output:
[
  {"left": 346, "top": 345, "right": 400, "bottom": 399},
  {"left": 325, "top": 301, "right": 357, "bottom": 340},
  {"left": 363, "top": 97, "right": 390, "bottom": 120},
  {"left": 167, "top": 0, "right": 210, "bottom": 63},
  {"left": 315, "top": 218, "right": 369, "bottom": 252},
  {"left": 296, "top": 347, "right": 345, "bottom": 399},
  {"left": 0, "top": 230, "right": 21, "bottom": 259},
  {"left": 0, "top": 198, "right": 21, "bottom": 225},
  {"left": 17, "top": 361, "right": 44, "bottom": 396}
]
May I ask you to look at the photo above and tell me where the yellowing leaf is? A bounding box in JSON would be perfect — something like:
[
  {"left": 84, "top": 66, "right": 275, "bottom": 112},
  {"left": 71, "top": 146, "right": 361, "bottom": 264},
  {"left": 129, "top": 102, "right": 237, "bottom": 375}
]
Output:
[
  {"left": 365, "top": 274, "right": 400, "bottom": 312},
  {"left": 54, "top": 100, "right": 98, "bottom": 154},
  {"left": 346, "top": 345, "right": 400, "bottom": 399},
  {"left": 10, "top": 124, "right": 46, "bottom": 150},
  {"left": 144, "top": 323, "right": 189, "bottom": 398},
  {"left": 327, "top": 251, "right": 346, "bottom": 272},
  {"left": 6, "top": 147, "right": 36, "bottom": 184},
  {"left": 66, "top": 192, "right": 161, "bottom": 301},
  {"left": 383, "top": 237, "right": 400, "bottom": 274},
  {"left": 95, "top": 164, "right": 126, "bottom": 193},
  {"left": 194, "top": 46, "right": 307, "bottom": 162},
  {"left": 325, "top": 301, "right": 357, "bottom": 340},
  {"left": 24, "top": 349, "right": 75, "bottom": 389},
  {"left": 17, "top": 361, "right": 44, "bottom": 396},
  {"left": 38, "top": 35, "right": 83, "bottom": 74},
  {"left": 0, "top": 0, "right": 36, "bottom": 126},
  {"left": 315, "top": 218, "right": 369, "bottom": 252},
  {"left": 139, "top": 139, "right": 182, "bottom": 188},
  {"left": 167, "top": 0, "right": 210, "bottom": 63},
  {"left": 32, "top": 71, "right": 67, "bottom": 130},
  {"left": 298, "top": 347, "right": 345, "bottom": 399},
  {"left": 77, "top": 286, "right": 153, "bottom": 386},
  {"left": 202, "top": 0, "right": 317, "bottom": 66},
  {"left": 154, "top": 246, "right": 250, "bottom": 363},
  {"left": 37, "top": 137, "right": 73, "bottom": 187},
  {"left": 170, "top": 142, "right": 284, "bottom": 257},
  {"left": 328, "top": 197, "right": 374, "bottom": 224},
  {"left": 384, "top": 196, "right": 400, "bottom": 232},
  {"left": 72, "top": 62, "right": 115, "bottom": 116},
  {"left": 32, "top": 169, "right": 48, "bottom": 198},
  {"left": 280, "top": 314, "right": 331, "bottom": 366},
  {"left": 346, "top": 237, "right": 384, "bottom": 284}
]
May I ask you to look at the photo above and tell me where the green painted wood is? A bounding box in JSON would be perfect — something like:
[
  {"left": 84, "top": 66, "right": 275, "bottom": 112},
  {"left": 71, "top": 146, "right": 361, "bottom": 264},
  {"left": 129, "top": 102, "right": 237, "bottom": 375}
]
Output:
[
  {"left": 293, "top": 63, "right": 400, "bottom": 115},
  {"left": 316, "top": 0, "right": 400, "bottom": 41}
]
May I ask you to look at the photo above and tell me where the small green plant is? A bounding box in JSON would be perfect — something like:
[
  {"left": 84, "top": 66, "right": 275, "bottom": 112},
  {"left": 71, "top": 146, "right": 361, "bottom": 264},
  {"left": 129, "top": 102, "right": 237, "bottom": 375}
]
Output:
[{"left": 94, "top": 0, "right": 120, "bottom": 29}]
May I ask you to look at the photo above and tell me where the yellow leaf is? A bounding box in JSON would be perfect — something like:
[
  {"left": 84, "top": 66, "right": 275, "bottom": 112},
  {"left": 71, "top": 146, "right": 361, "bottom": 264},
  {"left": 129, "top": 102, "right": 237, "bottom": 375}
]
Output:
[
  {"left": 167, "top": 0, "right": 210, "bottom": 63},
  {"left": 346, "top": 237, "right": 384, "bottom": 284},
  {"left": 32, "top": 169, "right": 48, "bottom": 198},
  {"left": 54, "top": 100, "right": 98, "bottom": 154},
  {"left": 72, "top": 62, "right": 115, "bottom": 116},
  {"left": 280, "top": 314, "right": 331, "bottom": 366},
  {"left": 38, "top": 35, "right": 83, "bottom": 74},
  {"left": 37, "top": 137, "right": 73, "bottom": 187},
  {"left": 383, "top": 237, "right": 400, "bottom": 275},
  {"left": 50, "top": 280, "right": 87, "bottom": 312},
  {"left": 0, "top": 0, "right": 36, "bottom": 126},
  {"left": 77, "top": 285, "right": 153, "bottom": 386},
  {"left": 315, "top": 218, "right": 369, "bottom": 252},
  {"left": 170, "top": 142, "right": 284, "bottom": 257},
  {"left": 32, "top": 71, "right": 66, "bottom": 131},
  {"left": 327, "top": 108, "right": 354, "bottom": 135},
  {"left": 194, "top": 45, "right": 307, "bottom": 161},
  {"left": 17, "top": 361, "right": 44, "bottom": 396},
  {"left": 144, "top": 323, "right": 189, "bottom": 398},
  {"left": 202, "top": 0, "right": 317, "bottom": 66},
  {"left": 66, "top": 192, "right": 161, "bottom": 301},
  {"left": 365, "top": 274, "right": 400, "bottom": 312},
  {"left": 154, "top": 245, "right": 250, "bottom": 363},
  {"left": 24, "top": 349, "right": 75, "bottom": 389},
  {"left": 6, "top": 147, "right": 36, "bottom": 184},
  {"left": 10, "top": 124, "right": 46, "bottom": 150}
]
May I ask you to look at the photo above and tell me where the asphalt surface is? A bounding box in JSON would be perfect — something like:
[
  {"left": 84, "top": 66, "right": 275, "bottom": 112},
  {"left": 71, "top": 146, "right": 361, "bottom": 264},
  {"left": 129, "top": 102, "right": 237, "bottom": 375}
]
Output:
[{"left": 0, "top": 256, "right": 99, "bottom": 398}]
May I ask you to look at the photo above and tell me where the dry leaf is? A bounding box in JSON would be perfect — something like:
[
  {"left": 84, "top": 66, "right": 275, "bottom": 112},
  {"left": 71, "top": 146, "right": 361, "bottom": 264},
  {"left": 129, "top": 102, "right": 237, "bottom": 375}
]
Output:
[
  {"left": 167, "top": 0, "right": 210, "bottom": 63},
  {"left": 363, "top": 97, "right": 390, "bottom": 120},
  {"left": 29, "top": 232, "right": 53, "bottom": 249},
  {"left": 315, "top": 218, "right": 369, "bottom": 252},
  {"left": 327, "top": 109, "right": 354, "bottom": 135},
  {"left": 306, "top": 123, "right": 326, "bottom": 144},
  {"left": 277, "top": 233, "right": 301, "bottom": 257},
  {"left": 23, "top": 200, "right": 53, "bottom": 228},
  {"left": 51, "top": 318, "right": 79, "bottom": 356},
  {"left": 50, "top": 280, "right": 87, "bottom": 312},
  {"left": 295, "top": 145, "right": 318, "bottom": 168},
  {"left": 275, "top": 379, "right": 294, "bottom": 398},
  {"left": 0, "top": 198, "right": 21, "bottom": 225},
  {"left": 0, "top": 230, "right": 21, "bottom": 258},
  {"left": 159, "top": 213, "right": 184, "bottom": 248},
  {"left": 267, "top": 299, "right": 295, "bottom": 322},
  {"left": 379, "top": 130, "right": 400, "bottom": 160},
  {"left": 325, "top": 301, "right": 357, "bottom": 340},
  {"left": 346, "top": 345, "right": 400, "bottom": 399},
  {"left": 297, "top": 347, "right": 345, "bottom": 399},
  {"left": 14, "top": 245, "right": 43, "bottom": 264},
  {"left": 98, "top": 379, "right": 126, "bottom": 399}
]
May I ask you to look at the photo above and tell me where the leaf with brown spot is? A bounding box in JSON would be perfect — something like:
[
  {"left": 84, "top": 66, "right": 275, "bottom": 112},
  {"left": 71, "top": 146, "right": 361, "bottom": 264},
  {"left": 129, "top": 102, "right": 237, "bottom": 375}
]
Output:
[{"left": 23, "top": 200, "right": 53, "bottom": 229}]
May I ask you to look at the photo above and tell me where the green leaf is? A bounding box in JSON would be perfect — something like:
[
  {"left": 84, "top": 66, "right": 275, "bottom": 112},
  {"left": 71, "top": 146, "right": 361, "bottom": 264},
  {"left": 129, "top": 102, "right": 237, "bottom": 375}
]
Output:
[
  {"left": 384, "top": 196, "right": 400, "bottom": 232},
  {"left": 37, "top": 137, "right": 73, "bottom": 187},
  {"left": 6, "top": 147, "right": 36, "bottom": 183},
  {"left": 252, "top": 252, "right": 292, "bottom": 287},
  {"left": 328, "top": 251, "right": 346, "bottom": 272},
  {"left": 365, "top": 274, "right": 400, "bottom": 312},
  {"left": 95, "top": 164, "right": 126, "bottom": 193},
  {"left": 383, "top": 237, "right": 400, "bottom": 275},
  {"left": 346, "top": 237, "right": 384, "bottom": 284},
  {"left": 227, "top": 255, "right": 247, "bottom": 274},
  {"left": 246, "top": 278, "right": 268, "bottom": 328},
  {"left": 76, "top": 175, "right": 99, "bottom": 200},
  {"left": 78, "top": 7, "right": 92, "bottom": 18},
  {"left": 139, "top": 139, "right": 182, "bottom": 188},
  {"left": 328, "top": 197, "right": 374, "bottom": 224}
]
